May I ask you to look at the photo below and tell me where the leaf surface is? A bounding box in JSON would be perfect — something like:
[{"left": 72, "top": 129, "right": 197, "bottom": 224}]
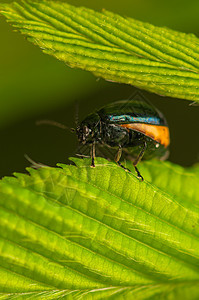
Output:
[
  {"left": 1, "top": 1, "right": 199, "bottom": 102},
  {"left": 0, "top": 158, "right": 199, "bottom": 299}
]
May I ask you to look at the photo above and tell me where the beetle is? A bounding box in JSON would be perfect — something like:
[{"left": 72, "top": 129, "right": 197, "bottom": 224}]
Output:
[{"left": 76, "top": 98, "right": 170, "bottom": 181}]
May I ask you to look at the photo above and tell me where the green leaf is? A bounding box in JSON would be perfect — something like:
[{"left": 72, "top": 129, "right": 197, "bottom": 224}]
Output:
[
  {"left": 0, "top": 157, "right": 199, "bottom": 299},
  {"left": 1, "top": 1, "right": 199, "bottom": 102}
]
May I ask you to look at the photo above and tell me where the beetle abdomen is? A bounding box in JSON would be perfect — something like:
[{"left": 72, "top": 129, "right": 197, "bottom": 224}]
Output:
[{"left": 120, "top": 123, "right": 170, "bottom": 148}]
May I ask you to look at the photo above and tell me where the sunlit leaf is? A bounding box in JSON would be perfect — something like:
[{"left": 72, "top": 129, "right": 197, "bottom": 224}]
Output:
[
  {"left": 1, "top": 1, "right": 199, "bottom": 102},
  {"left": 0, "top": 158, "right": 199, "bottom": 298}
]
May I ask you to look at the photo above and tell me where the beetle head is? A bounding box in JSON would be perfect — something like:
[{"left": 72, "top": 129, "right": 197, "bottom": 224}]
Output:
[
  {"left": 76, "top": 124, "right": 93, "bottom": 144},
  {"left": 76, "top": 113, "right": 100, "bottom": 144}
]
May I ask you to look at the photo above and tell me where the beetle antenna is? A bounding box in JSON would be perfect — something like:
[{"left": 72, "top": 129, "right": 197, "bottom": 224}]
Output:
[
  {"left": 75, "top": 102, "right": 79, "bottom": 129},
  {"left": 24, "top": 154, "right": 50, "bottom": 169},
  {"left": 36, "top": 120, "right": 75, "bottom": 133},
  {"left": 189, "top": 101, "right": 199, "bottom": 106}
]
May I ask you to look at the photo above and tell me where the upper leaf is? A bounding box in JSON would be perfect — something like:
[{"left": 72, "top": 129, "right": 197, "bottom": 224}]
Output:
[
  {"left": 0, "top": 158, "right": 199, "bottom": 299},
  {"left": 1, "top": 0, "right": 199, "bottom": 102}
]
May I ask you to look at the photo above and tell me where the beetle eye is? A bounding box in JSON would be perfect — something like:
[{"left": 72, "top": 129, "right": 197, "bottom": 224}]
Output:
[{"left": 83, "top": 126, "right": 90, "bottom": 135}]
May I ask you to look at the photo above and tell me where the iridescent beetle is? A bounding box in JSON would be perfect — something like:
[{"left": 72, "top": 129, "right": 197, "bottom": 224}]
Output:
[{"left": 76, "top": 98, "right": 170, "bottom": 181}]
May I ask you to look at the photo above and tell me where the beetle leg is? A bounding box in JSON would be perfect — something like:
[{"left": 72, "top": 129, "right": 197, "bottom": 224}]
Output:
[
  {"left": 133, "top": 141, "right": 147, "bottom": 181},
  {"left": 133, "top": 141, "right": 147, "bottom": 166},
  {"left": 115, "top": 145, "right": 122, "bottom": 163},
  {"left": 134, "top": 166, "right": 144, "bottom": 181},
  {"left": 91, "top": 142, "right": 96, "bottom": 168},
  {"left": 115, "top": 146, "right": 131, "bottom": 173}
]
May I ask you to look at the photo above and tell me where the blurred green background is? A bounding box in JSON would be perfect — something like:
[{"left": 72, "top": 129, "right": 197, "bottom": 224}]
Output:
[{"left": 0, "top": 0, "right": 199, "bottom": 178}]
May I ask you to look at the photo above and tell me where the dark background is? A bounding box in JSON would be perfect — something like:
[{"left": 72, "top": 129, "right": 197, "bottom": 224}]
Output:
[{"left": 0, "top": 0, "right": 199, "bottom": 178}]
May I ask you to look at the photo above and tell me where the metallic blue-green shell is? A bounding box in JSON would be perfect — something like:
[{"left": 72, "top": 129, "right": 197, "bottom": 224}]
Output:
[{"left": 98, "top": 99, "right": 167, "bottom": 126}]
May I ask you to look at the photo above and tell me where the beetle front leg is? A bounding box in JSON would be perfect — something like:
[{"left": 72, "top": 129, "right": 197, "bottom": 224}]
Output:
[{"left": 91, "top": 142, "right": 96, "bottom": 168}]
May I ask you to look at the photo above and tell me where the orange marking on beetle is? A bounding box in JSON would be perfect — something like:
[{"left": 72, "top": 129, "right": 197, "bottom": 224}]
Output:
[{"left": 120, "top": 123, "right": 170, "bottom": 148}]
